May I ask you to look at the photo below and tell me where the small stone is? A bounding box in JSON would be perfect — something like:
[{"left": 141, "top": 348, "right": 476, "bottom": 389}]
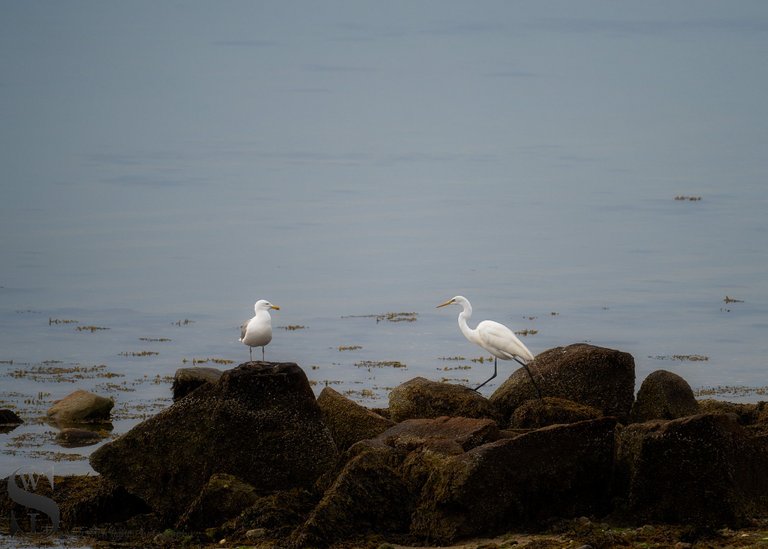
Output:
[
  {"left": 47, "top": 389, "right": 113, "bottom": 424},
  {"left": 0, "top": 409, "right": 23, "bottom": 425}
]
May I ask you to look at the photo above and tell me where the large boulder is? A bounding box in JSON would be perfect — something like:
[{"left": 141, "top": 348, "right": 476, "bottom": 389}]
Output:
[
  {"left": 389, "top": 377, "right": 502, "bottom": 423},
  {"left": 615, "top": 413, "right": 768, "bottom": 526},
  {"left": 90, "top": 362, "right": 338, "bottom": 521},
  {"left": 631, "top": 369, "right": 699, "bottom": 422},
  {"left": 317, "top": 387, "right": 394, "bottom": 450},
  {"left": 410, "top": 417, "right": 618, "bottom": 543},
  {"left": 491, "top": 344, "right": 635, "bottom": 424},
  {"left": 47, "top": 390, "right": 113, "bottom": 424}
]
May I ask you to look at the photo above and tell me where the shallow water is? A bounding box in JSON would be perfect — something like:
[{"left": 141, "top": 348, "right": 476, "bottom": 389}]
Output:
[{"left": 2, "top": 1, "right": 767, "bottom": 485}]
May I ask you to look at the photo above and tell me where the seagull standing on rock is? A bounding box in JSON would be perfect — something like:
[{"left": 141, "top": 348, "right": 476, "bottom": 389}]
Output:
[{"left": 240, "top": 299, "right": 280, "bottom": 361}]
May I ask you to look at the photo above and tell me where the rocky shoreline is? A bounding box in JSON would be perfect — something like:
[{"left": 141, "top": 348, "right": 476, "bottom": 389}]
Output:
[{"left": 3, "top": 343, "right": 768, "bottom": 548}]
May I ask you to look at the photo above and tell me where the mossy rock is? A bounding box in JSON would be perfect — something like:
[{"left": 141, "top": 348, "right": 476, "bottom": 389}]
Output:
[
  {"left": 631, "top": 370, "right": 699, "bottom": 422},
  {"left": 510, "top": 396, "right": 602, "bottom": 429},
  {"left": 389, "top": 377, "right": 502, "bottom": 423},
  {"left": 317, "top": 387, "right": 394, "bottom": 450}
]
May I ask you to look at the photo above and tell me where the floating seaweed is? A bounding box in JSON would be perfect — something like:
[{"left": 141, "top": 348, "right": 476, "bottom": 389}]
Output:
[
  {"left": 182, "top": 357, "right": 235, "bottom": 365},
  {"left": 674, "top": 195, "right": 702, "bottom": 201},
  {"left": 354, "top": 360, "right": 406, "bottom": 369},
  {"left": 338, "top": 345, "right": 362, "bottom": 351},
  {"left": 279, "top": 325, "right": 307, "bottom": 331},
  {"left": 139, "top": 337, "right": 172, "bottom": 342},
  {"left": 650, "top": 354, "right": 709, "bottom": 362},
  {"left": 76, "top": 326, "right": 110, "bottom": 332}
]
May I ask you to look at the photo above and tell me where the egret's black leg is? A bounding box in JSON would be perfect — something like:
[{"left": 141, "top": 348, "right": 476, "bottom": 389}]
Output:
[
  {"left": 514, "top": 357, "right": 542, "bottom": 400},
  {"left": 474, "top": 357, "right": 498, "bottom": 392}
]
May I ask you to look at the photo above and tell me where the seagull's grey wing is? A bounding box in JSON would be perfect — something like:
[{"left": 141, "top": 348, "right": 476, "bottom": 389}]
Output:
[{"left": 240, "top": 320, "right": 249, "bottom": 341}]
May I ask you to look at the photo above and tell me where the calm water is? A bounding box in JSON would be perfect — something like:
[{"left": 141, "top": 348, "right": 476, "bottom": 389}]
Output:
[{"left": 2, "top": 1, "right": 767, "bottom": 485}]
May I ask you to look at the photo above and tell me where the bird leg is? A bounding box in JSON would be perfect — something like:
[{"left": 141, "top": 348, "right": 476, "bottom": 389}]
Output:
[
  {"left": 514, "top": 357, "right": 543, "bottom": 400},
  {"left": 261, "top": 346, "right": 265, "bottom": 361},
  {"left": 473, "top": 358, "right": 498, "bottom": 392},
  {"left": 249, "top": 346, "right": 253, "bottom": 362}
]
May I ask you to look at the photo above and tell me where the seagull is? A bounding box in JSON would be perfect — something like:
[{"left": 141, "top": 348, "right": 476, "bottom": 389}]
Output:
[
  {"left": 437, "top": 295, "right": 541, "bottom": 396},
  {"left": 240, "top": 299, "right": 280, "bottom": 361}
]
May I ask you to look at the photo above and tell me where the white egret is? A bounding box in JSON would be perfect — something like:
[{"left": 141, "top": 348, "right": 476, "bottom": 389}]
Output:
[
  {"left": 240, "top": 299, "right": 280, "bottom": 361},
  {"left": 437, "top": 295, "right": 541, "bottom": 396}
]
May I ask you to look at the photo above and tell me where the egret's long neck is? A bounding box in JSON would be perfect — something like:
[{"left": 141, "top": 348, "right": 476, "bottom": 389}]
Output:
[{"left": 457, "top": 303, "right": 479, "bottom": 345}]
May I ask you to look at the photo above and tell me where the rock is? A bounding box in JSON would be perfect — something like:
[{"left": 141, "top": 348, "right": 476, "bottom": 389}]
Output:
[
  {"left": 172, "top": 367, "right": 223, "bottom": 401},
  {"left": 373, "top": 416, "right": 500, "bottom": 454},
  {"left": 697, "top": 399, "right": 757, "bottom": 425},
  {"left": 0, "top": 409, "right": 23, "bottom": 433},
  {"left": 615, "top": 413, "right": 768, "bottom": 526},
  {"left": 317, "top": 387, "right": 394, "bottom": 450},
  {"left": 90, "top": 362, "right": 338, "bottom": 520},
  {"left": 631, "top": 370, "right": 699, "bottom": 422},
  {"left": 491, "top": 344, "right": 635, "bottom": 424},
  {"left": 389, "top": 377, "right": 502, "bottom": 423},
  {"left": 290, "top": 444, "right": 411, "bottom": 548},
  {"left": 410, "top": 417, "right": 618, "bottom": 543},
  {"left": 510, "top": 397, "right": 603, "bottom": 429},
  {"left": 177, "top": 473, "right": 258, "bottom": 530},
  {"left": 236, "top": 488, "right": 316, "bottom": 538},
  {"left": 55, "top": 427, "right": 106, "bottom": 448},
  {"left": 47, "top": 390, "right": 113, "bottom": 424},
  {"left": 0, "top": 409, "right": 23, "bottom": 425}
]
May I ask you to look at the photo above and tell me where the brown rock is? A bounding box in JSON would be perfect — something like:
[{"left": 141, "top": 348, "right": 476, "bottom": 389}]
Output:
[
  {"left": 317, "top": 387, "right": 394, "bottom": 450},
  {"left": 90, "top": 362, "right": 338, "bottom": 520},
  {"left": 410, "top": 417, "right": 618, "bottom": 543},
  {"left": 631, "top": 370, "right": 699, "bottom": 422},
  {"left": 491, "top": 344, "right": 635, "bottom": 424},
  {"left": 615, "top": 413, "right": 768, "bottom": 526},
  {"left": 290, "top": 445, "right": 410, "bottom": 548},
  {"left": 510, "top": 396, "right": 602, "bottom": 429},
  {"left": 172, "top": 367, "right": 223, "bottom": 401},
  {"left": 47, "top": 390, "right": 113, "bottom": 424},
  {"left": 177, "top": 473, "right": 258, "bottom": 530},
  {"left": 373, "top": 415, "right": 500, "bottom": 454},
  {"left": 389, "top": 377, "right": 502, "bottom": 423}
]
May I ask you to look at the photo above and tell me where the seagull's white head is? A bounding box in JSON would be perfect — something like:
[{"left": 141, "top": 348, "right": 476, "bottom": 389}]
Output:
[{"left": 255, "top": 299, "right": 280, "bottom": 312}]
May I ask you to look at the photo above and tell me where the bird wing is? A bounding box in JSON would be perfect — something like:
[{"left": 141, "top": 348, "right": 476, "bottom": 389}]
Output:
[
  {"left": 240, "top": 319, "right": 249, "bottom": 341},
  {"left": 477, "top": 320, "right": 534, "bottom": 362}
]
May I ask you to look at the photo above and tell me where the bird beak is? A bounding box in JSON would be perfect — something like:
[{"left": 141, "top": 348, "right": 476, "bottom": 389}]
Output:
[
  {"left": 271, "top": 305, "right": 280, "bottom": 310},
  {"left": 436, "top": 299, "right": 454, "bottom": 309}
]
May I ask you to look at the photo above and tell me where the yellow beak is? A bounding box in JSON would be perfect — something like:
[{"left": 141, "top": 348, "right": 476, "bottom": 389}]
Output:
[
  {"left": 436, "top": 299, "right": 454, "bottom": 309},
  {"left": 271, "top": 305, "right": 281, "bottom": 310}
]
